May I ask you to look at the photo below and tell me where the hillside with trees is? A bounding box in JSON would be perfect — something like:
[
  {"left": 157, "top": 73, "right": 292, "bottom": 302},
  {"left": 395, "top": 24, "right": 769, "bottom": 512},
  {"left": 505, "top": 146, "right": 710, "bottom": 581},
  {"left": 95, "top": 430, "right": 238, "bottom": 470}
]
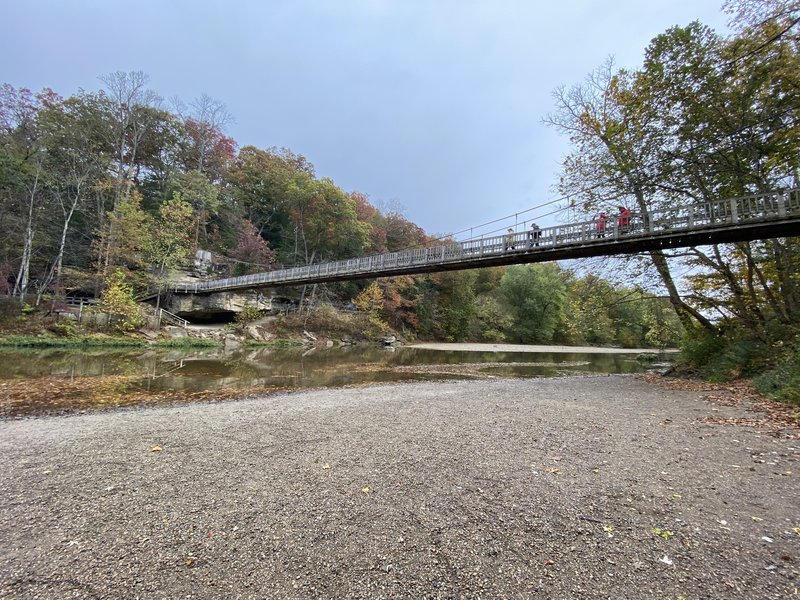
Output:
[{"left": 0, "top": 70, "right": 681, "bottom": 350}]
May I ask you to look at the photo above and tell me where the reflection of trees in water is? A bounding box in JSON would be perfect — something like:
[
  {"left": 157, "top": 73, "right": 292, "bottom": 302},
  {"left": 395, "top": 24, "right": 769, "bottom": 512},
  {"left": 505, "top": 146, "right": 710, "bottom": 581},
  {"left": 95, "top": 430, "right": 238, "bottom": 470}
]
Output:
[
  {"left": 0, "top": 349, "right": 143, "bottom": 378},
  {"left": 2, "top": 346, "right": 664, "bottom": 404}
]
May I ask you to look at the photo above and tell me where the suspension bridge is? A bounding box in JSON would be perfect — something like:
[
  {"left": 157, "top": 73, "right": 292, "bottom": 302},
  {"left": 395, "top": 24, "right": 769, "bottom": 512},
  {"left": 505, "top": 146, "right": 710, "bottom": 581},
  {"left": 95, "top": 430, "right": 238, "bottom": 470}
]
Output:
[{"left": 165, "top": 188, "right": 800, "bottom": 296}]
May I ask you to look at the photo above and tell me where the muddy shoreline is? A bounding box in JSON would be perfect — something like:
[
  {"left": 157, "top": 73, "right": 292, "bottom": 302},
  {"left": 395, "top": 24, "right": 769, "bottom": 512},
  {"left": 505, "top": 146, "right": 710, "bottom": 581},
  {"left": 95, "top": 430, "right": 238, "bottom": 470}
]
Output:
[
  {"left": 1, "top": 375, "right": 797, "bottom": 598},
  {"left": 408, "top": 342, "right": 678, "bottom": 354}
]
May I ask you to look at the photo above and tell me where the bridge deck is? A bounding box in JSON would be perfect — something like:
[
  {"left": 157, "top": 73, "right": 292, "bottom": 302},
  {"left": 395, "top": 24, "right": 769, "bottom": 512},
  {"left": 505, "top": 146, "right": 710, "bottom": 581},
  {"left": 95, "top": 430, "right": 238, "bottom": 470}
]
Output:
[{"left": 168, "top": 189, "right": 800, "bottom": 295}]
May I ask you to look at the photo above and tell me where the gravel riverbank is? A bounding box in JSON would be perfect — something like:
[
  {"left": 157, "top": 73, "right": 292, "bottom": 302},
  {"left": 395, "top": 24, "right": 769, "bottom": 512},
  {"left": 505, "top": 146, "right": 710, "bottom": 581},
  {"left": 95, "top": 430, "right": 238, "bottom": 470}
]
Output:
[{"left": 1, "top": 375, "right": 798, "bottom": 599}]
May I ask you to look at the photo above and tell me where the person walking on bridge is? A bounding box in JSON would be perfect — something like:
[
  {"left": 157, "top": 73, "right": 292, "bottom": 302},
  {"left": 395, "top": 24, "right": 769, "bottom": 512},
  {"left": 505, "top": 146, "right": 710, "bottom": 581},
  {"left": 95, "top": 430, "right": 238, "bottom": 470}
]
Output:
[
  {"left": 528, "top": 222, "right": 541, "bottom": 247},
  {"left": 617, "top": 206, "right": 632, "bottom": 235},
  {"left": 594, "top": 211, "right": 608, "bottom": 238},
  {"left": 504, "top": 228, "right": 516, "bottom": 251}
]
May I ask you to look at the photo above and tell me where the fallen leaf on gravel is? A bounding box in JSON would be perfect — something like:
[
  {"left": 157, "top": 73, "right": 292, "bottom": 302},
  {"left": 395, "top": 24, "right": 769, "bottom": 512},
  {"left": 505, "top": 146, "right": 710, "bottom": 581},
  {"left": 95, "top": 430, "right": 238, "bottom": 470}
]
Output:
[
  {"left": 602, "top": 524, "right": 615, "bottom": 533},
  {"left": 545, "top": 559, "right": 554, "bottom": 566},
  {"left": 653, "top": 528, "right": 674, "bottom": 540},
  {"left": 793, "top": 527, "right": 800, "bottom": 535},
  {"left": 752, "top": 516, "right": 764, "bottom": 522},
  {"left": 639, "top": 374, "right": 800, "bottom": 439},
  {"left": 546, "top": 467, "right": 561, "bottom": 475},
  {"left": 322, "top": 464, "right": 331, "bottom": 469},
  {"left": 659, "top": 555, "right": 673, "bottom": 566},
  {"left": 361, "top": 486, "right": 370, "bottom": 493},
  {"left": 149, "top": 446, "right": 162, "bottom": 452},
  {"left": 672, "top": 493, "right": 682, "bottom": 499}
]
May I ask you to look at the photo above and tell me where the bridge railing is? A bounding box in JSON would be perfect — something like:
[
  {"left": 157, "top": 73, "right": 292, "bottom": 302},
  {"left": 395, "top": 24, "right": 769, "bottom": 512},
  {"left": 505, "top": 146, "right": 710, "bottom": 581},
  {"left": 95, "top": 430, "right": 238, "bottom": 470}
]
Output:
[{"left": 169, "top": 188, "right": 799, "bottom": 294}]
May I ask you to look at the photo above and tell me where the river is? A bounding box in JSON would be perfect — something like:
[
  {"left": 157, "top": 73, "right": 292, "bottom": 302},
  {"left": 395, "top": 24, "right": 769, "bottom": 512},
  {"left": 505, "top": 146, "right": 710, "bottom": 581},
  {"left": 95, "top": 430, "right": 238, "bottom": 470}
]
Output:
[{"left": 0, "top": 343, "right": 672, "bottom": 418}]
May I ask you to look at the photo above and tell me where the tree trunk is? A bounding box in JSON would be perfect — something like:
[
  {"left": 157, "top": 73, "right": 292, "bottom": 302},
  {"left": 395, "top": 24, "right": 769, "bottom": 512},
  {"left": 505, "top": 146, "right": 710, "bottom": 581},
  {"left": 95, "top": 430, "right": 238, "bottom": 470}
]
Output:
[
  {"left": 13, "top": 167, "right": 41, "bottom": 302},
  {"left": 648, "top": 250, "right": 717, "bottom": 333},
  {"left": 50, "top": 184, "right": 82, "bottom": 296}
]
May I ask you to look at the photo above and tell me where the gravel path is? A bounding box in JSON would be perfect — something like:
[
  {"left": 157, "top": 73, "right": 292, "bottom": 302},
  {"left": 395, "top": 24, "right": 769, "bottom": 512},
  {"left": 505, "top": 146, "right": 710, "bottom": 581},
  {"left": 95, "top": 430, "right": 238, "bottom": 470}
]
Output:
[{"left": 1, "top": 375, "right": 798, "bottom": 599}]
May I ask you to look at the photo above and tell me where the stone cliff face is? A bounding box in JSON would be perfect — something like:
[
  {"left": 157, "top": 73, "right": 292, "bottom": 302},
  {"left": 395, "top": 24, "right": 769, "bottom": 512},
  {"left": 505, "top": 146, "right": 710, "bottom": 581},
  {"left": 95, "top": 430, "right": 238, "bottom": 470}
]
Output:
[{"left": 165, "top": 291, "right": 272, "bottom": 320}]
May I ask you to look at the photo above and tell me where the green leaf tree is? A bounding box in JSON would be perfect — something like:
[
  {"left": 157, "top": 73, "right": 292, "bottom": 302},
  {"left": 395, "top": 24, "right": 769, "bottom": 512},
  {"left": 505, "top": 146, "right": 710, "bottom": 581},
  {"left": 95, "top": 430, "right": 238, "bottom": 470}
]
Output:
[
  {"left": 97, "top": 268, "right": 143, "bottom": 331},
  {"left": 499, "top": 264, "right": 567, "bottom": 343},
  {"left": 146, "top": 192, "right": 194, "bottom": 275}
]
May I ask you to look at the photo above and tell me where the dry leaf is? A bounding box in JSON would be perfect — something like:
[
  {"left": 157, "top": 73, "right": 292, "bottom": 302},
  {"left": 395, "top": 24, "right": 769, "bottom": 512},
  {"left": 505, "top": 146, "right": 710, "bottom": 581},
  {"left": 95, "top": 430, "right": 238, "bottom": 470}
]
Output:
[{"left": 653, "top": 527, "right": 674, "bottom": 540}]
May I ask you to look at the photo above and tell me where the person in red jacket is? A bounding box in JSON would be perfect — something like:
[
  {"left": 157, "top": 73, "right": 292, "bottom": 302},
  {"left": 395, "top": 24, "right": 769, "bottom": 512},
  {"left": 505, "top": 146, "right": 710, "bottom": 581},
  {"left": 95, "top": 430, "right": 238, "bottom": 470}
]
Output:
[
  {"left": 594, "top": 211, "right": 608, "bottom": 238},
  {"left": 618, "top": 206, "right": 632, "bottom": 235}
]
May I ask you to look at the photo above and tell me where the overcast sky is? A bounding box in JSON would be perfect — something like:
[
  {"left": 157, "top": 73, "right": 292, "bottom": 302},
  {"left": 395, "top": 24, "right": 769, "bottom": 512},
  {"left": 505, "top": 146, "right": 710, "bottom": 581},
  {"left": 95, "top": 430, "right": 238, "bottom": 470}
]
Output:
[{"left": 1, "top": 1, "right": 730, "bottom": 238}]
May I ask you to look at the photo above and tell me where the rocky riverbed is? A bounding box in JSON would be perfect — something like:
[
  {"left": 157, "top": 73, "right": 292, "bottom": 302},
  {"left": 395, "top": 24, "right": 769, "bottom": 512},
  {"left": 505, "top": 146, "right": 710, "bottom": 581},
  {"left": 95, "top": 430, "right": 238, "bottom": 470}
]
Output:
[{"left": 1, "top": 375, "right": 798, "bottom": 598}]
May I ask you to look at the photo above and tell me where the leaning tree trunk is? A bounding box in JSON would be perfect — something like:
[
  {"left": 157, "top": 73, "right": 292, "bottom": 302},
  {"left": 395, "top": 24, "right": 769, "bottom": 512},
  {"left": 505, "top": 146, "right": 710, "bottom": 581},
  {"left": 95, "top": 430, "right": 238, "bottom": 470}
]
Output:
[{"left": 648, "top": 250, "right": 718, "bottom": 334}]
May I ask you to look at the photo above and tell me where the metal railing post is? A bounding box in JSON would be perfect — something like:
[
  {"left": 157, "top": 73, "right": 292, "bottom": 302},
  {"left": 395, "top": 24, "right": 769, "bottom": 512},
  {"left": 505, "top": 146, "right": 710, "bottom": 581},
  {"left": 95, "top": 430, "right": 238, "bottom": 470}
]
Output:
[
  {"left": 778, "top": 193, "right": 787, "bottom": 218},
  {"left": 730, "top": 198, "right": 739, "bottom": 223}
]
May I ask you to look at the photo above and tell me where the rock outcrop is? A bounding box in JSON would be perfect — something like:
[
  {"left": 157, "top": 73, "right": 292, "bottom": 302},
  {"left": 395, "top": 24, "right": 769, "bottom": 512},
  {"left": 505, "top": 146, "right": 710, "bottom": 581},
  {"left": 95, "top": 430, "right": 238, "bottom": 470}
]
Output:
[{"left": 164, "top": 290, "right": 272, "bottom": 320}]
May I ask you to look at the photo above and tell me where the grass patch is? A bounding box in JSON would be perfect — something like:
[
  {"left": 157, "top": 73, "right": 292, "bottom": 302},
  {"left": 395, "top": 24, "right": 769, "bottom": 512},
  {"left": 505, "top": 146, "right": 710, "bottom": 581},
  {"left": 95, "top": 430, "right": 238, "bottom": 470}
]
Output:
[{"left": 0, "top": 334, "right": 145, "bottom": 348}]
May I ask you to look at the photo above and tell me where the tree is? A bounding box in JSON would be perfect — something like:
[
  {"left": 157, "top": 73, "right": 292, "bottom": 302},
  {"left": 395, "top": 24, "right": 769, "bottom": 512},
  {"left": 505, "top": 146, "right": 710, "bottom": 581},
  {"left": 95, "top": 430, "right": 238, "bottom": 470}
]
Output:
[
  {"left": 546, "top": 55, "right": 717, "bottom": 334},
  {"left": 380, "top": 276, "right": 420, "bottom": 333},
  {"left": 636, "top": 19, "right": 800, "bottom": 338},
  {"left": 0, "top": 85, "right": 58, "bottom": 301},
  {"left": 36, "top": 94, "right": 110, "bottom": 298},
  {"left": 499, "top": 264, "right": 567, "bottom": 343},
  {"left": 285, "top": 176, "right": 370, "bottom": 265},
  {"left": 434, "top": 270, "right": 477, "bottom": 342},
  {"left": 231, "top": 218, "right": 276, "bottom": 275},
  {"left": 643, "top": 299, "right": 683, "bottom": 349},
  {"left": 96, "top": 71, "right": 162, "bottom": 275},
  {"left": 146, "top": 192, "right": 194, "bottom": 276},
  {"left": 224, "top": 145, "right": 312, "bottom": 250},
  {"left": 97, "top": 268, "right": 144, "bottom": 331},
  {"left": 383, "top": 212, "right": 428, "bottom": 251},
  {"left": 351, "top": 191, "right": 388, "bottom": 253},
  {"left": 171, "top": 170, "right": 220, "bottom": 251},
  {"left": 563, "top": 273, "right": 616, "bottom": 345},
  {"left": 176, "top": 94, "right": 236, "bottom": 180},
  {"left": 353, "top": 282, "right": 385, "bottom": 324},
  {"left": 100, "top": 191, "right": 151, "bottom": 272},
  {"left": 471, "top": 294, "right": 513, "bottom": 342}
]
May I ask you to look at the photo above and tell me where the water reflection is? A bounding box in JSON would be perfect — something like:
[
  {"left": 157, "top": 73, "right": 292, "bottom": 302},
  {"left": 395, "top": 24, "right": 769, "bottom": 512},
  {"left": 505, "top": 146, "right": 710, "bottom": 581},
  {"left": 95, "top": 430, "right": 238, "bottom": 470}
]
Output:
[{"left": 0, "top": 346, "right": 668, "bottom": 417}]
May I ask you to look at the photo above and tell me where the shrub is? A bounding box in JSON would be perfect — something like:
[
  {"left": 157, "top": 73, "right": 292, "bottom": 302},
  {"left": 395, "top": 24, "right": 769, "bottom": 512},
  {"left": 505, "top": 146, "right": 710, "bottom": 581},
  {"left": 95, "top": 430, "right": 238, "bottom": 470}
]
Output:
[
  {"left": 754, "top": 342, "right": 800, "bottom": 405},
  {"left": 235, "top": 305, "right": 263, "bottom": 326},
  {"left": 678, "top": 329, "right": 767, "bottom": 382},
  {"left": 679, "top": 328, "right": 725, "bottom": 372}
]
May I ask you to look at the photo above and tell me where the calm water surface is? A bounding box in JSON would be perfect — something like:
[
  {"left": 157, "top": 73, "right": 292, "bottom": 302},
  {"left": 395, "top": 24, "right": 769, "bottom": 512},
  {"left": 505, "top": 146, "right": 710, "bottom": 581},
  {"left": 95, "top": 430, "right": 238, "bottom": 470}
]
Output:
[{"left": 0, "top": 345, "right": 669, "bottom": 417}]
